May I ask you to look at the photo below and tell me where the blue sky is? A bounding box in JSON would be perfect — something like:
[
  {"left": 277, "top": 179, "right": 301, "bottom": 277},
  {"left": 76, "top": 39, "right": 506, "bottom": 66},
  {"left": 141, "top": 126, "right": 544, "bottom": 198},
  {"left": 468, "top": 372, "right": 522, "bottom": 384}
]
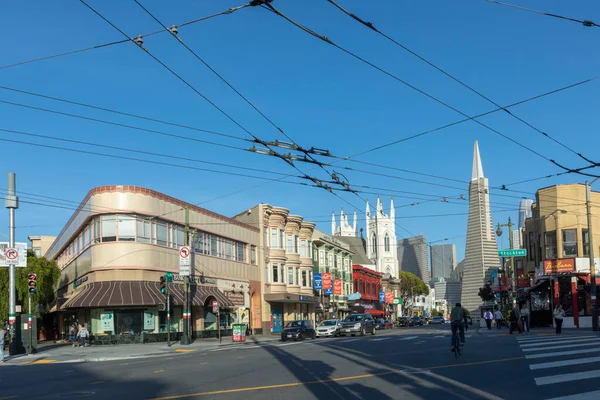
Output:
[{"left": 0, "top": 0, "right": 599, "bottom": 262}]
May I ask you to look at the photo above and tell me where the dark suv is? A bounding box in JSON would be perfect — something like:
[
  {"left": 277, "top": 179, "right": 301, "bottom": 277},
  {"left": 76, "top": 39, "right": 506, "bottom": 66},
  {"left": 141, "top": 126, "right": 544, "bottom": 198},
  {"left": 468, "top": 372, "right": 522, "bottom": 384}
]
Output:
[{"left": 339, "top": 313, "right": 376, "bottom": 336}]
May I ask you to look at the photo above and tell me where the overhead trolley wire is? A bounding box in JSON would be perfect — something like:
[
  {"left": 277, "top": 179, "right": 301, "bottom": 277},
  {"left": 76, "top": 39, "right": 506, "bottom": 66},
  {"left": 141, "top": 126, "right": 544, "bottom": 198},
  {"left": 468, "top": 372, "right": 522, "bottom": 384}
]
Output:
[{"left": 481, "top": 0, "right": 598, "bottom": 28}]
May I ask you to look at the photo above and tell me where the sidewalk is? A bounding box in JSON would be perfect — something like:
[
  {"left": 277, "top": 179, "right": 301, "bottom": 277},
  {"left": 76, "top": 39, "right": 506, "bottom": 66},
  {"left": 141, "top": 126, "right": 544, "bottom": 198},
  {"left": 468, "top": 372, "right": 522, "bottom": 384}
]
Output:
[{"left": 2, "top": 334, "right": 282, "bottom": 365}]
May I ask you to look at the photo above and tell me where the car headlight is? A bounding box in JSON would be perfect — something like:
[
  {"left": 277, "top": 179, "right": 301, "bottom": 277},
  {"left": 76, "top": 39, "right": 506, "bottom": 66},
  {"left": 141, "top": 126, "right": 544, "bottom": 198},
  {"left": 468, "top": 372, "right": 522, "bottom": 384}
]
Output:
[{"left": 354, "top": 323, "right": 361, "bottom": 328}]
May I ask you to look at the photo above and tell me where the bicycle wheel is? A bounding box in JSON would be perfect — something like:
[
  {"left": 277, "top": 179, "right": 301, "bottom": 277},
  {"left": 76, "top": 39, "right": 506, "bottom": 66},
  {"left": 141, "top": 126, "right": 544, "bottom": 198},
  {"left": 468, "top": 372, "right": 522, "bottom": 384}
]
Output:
[{"left": 454, "top": 334, "right": 461, "bottom": 358}]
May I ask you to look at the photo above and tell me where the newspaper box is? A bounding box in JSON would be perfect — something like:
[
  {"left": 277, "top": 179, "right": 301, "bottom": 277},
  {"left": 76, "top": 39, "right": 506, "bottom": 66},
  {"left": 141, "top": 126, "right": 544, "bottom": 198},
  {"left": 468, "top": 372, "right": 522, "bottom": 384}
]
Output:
[{"left": 232, "top": 324, "right": 247, "bottom": 343}]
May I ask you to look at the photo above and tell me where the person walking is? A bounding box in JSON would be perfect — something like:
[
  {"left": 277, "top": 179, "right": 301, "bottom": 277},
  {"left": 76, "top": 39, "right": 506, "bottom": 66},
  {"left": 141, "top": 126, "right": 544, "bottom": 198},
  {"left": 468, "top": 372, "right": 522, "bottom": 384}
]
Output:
[
  {"left": 554, "top": 304, "right": 565, "bottom": 335},
  {"left": 0, "top": 325, "right": 6, "bottom": 363},
  {"left": 494, "top": 309, "right": 503, "bottom": 330},
  {"left": 483, "top": 310, "right": 494, "bottom": 330},
  {"left": 509, "top": 308, "right": 520, "bottom": 334},
  {"left": 76, "top": 324, "right": 89, "bottom": 347},
  {"left": 520, "top": 305, "right": 530, "bottom": 333}
]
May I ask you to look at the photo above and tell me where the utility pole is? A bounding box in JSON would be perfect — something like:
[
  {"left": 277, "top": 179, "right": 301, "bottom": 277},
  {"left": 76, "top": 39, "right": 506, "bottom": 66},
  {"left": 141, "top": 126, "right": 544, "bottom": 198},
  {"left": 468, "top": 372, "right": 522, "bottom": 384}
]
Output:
[
  {"left": 5, "top": 172, "right": 18, "bottom": 354},
  {"left": 586, "top": 180, "right": 598, "bottom": 331},
  {"left": 181, "top": 208, "right": 191, "bottom": 345},
  {"left": 166, "top": 283, "right": 171, "bottom": 347},
  {"left": 496, "top": 217, "right": 516, "bottom": 305}
]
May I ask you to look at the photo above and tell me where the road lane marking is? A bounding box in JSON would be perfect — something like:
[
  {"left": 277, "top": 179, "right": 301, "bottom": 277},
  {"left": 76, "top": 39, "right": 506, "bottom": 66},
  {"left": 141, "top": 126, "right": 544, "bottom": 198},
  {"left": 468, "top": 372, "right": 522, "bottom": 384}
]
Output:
[
  {"left": 174, "top": 349, "right": 195, "bottom": 353},
  {"left": 520, "top": 338, "right": 599, "bottom": 348},
  {"left": 517, "top": 335, "right": 596, "bottom": 344},
  {"left": 147, "top": 356, "right": 524, "bottom": 400},
  {"left": 153, "top": 370, "right": 164, "bottom": 374},
  {"left": 340, "top": 339, "right": 359, "bottom": 342},
  {"left": 522, "top": 343, "right": 596, "bottom": 352},
  {"left": 525, "top": 347, "right": 600, "bottom": 359},
  {"left": 398, "top": 336, "right": 418, "bottom": 340},
  {"left": 90, "top": 381, "right": 104, "bottom": 385},
  {"left": 371, "top": 337, "right": 390, "bottom": 341},
  {"left": 535, "top": 369, "right": 600, "bottom": 385},
  {"left": 0, "top": 396, "right": 18, "bottom": 400},
  {"left": 529, "top": 356, "right": 600, "bottom": 370},
  {"left": 547, "top": 389, "right": 600, "bottom": 399}
]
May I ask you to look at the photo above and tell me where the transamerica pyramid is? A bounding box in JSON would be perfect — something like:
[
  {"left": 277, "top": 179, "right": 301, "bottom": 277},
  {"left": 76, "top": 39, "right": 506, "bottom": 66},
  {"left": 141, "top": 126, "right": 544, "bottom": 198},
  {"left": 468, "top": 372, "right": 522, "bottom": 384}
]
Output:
[{"left": 460, "top": 140, "right": 501, "bottom": 314}]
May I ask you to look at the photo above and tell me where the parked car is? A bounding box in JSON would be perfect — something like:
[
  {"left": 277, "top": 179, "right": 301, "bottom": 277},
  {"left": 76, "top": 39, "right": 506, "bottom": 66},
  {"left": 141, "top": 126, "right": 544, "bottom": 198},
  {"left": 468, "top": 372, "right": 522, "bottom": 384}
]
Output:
[
  {"left": 339, "top": 313, "right": 376, "bottom": 336},
  {"left": 281, "top": 320, "right": 316, "bottom": 342},
  {"left": 430, "top": 316, "right": 445, "bottom": 324},
  {"left": 316, "top": 319, "right": 341, "bottom": 338},
  {"left": 374, "top": 318, "right": 393, "bottom": 330},
  {"left": 397, "top": 317, "right": 410, "bottom": 327},
  {"left": 410, "top": 316, "right": 424, "bottom": 326}
]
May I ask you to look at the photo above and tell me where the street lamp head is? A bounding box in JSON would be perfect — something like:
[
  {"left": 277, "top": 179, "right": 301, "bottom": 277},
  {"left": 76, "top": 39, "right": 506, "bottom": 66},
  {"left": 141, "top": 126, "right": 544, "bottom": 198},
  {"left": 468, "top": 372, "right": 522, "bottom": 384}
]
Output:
[{"left": 496, "top": 223, "right": 502, "bottom": 237}]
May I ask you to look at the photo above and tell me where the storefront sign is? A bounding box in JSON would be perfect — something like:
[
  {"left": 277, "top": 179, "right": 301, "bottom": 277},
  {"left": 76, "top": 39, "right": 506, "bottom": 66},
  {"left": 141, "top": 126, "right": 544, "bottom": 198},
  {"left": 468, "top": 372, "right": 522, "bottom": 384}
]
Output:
[
  {"left": 72, "top": 276, "right": 88, "bottom": 289},
  {"left": 333, "top": 279, "right": 342, "bottom": 295},
  {"left": 144, "top": 312, "right": 154, "bottom": 330},
  {"left": 322, "top": 273, "right": 332, "bottom": 290},
  {"left": 352, "top": 302, "right": 376, "bottom": 310},
  {"left": 313, "top": 273, "right": 322, "bottom": 290},
  {"left": 224, "top": 291, "right": 245, "bottom": 306},
  {"left": 385, "top": 292, "right": 394, "bottom": 304},
  {"left": 100, "top": 312, "right": 114, "bottom": 331},
  {"left": 544, "top": 259, "right": 575, "bottom": 274},
  {"left": 173, "top": 275, "right": 216, "bottom": 284}
]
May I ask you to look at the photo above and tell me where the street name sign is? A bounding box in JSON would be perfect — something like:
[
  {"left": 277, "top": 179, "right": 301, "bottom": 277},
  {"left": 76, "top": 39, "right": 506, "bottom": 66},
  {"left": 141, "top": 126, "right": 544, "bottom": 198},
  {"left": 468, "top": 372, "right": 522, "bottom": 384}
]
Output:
[{"left": 498, "top": 249, "right": 527, "bottom": 257}]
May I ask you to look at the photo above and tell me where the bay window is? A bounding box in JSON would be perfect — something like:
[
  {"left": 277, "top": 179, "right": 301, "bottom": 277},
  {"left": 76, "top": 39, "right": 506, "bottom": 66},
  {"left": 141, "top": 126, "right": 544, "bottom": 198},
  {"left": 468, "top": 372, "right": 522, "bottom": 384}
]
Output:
[
  {"left": 562, "top": 229, "right": 577, "bottom": 257},
  {"left": 118, "top": 215, "right": 136, "bottom": 241}
]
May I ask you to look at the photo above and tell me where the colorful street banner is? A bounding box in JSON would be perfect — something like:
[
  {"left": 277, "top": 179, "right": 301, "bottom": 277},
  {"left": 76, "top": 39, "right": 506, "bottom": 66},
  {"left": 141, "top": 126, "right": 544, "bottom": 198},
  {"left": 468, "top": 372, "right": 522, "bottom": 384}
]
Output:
[
  {"left": 322, "top": 273, "right": 332, "bottom": 290},
  {"left": 385, "top": 292, "right": 394, "bottom": 304},
  {"left": 314, "top": 273, "right": 323, "bottom": 290},
  {"left": 333, "top": 279, "right": 342, "bottom": 295}
]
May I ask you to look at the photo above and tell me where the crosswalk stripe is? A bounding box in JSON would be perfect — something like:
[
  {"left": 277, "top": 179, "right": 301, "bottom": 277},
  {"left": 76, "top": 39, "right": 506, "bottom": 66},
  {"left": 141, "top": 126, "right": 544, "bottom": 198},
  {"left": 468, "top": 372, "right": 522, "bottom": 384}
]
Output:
[
  {"left": 546, "top": 389, "right": 600, "bottom": 399},
  {"left": 522, "top": 342, "right": 594, "bottom": 352},
  {"left": 520, "top": 338, "right": 599, "bottom": 348},
  {"left": 530, "top": 355, "right": 600, "bottom": 370},
  {"left": 535, "top": 369, "right": 600, "bottom": 385},
  {"left": 526, "top": 347, "right": 600, "bottom": 360},
  {"left": 341, "top": 339, "right": 359, "bottom": 342},
  {"left": 371, "top": 337, "right": 391, "bottom": 341},
  {"left": 517, "top": 335, "right": 596, "bottom": 343}
]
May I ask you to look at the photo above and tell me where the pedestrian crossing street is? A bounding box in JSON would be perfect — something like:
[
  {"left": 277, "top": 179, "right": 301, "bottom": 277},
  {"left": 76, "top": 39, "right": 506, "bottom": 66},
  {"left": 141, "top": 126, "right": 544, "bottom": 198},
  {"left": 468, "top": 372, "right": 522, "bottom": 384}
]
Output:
[{"left": 517, "top": 334, "right": 600, "bottom": 399}]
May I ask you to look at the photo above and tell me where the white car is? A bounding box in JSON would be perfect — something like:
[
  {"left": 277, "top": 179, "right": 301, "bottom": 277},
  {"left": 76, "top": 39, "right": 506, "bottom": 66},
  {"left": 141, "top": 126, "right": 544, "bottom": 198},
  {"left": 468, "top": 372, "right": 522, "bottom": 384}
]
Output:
[{"left": 316, "top": 319, "right": 341, "bottom": 337}]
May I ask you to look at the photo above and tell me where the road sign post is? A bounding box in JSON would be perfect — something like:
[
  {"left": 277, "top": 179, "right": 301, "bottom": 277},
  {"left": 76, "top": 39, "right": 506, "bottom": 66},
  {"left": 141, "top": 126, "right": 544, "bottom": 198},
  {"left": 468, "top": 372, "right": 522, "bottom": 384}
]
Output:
[{"left": 5, "top": 172, "right": 19, "bottom": 355}]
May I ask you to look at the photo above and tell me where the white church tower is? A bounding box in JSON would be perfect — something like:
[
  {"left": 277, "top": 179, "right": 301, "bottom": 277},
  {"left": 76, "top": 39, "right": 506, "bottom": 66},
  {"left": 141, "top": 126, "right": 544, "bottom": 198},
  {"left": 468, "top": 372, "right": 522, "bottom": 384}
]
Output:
[
  {"left": 332, "top": 209, "right": 357, "bottom": 237},
  {"left": 365, "top": 197, "right": 399, "bottom": 277}
]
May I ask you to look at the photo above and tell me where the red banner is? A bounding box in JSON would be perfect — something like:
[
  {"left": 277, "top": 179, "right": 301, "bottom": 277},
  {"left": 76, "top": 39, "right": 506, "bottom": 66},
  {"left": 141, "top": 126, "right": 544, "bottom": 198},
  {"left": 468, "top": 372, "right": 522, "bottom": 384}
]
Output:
[
  {"left": 322, "top": 273, "right": 332, "bottom": 290},
  {"left": 385, "top": 292, "right": 394, "bottom": 304},
  {"left": 333, "top": 279, "right": 342, "bottom": 295}
]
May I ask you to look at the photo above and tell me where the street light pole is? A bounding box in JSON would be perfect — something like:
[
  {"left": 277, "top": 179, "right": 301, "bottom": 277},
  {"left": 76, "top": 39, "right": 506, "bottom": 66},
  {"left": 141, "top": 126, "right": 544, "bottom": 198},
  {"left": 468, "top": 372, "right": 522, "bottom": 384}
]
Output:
[
  {"left": 586, "top": 179, "right": 599, "bottom": 331},
  {"left": 496, "top": 217, "right": 515, "bottom": 302},
  {"left": 5, "top": 173, "right": 18, "bottom": 353}
]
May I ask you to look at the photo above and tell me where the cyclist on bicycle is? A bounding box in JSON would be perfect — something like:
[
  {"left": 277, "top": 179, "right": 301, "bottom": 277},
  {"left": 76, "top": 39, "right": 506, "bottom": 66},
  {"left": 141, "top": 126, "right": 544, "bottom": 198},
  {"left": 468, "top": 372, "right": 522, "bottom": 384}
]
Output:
[{"left": 450, "top": 302, "right": 469, "bottom": 352}]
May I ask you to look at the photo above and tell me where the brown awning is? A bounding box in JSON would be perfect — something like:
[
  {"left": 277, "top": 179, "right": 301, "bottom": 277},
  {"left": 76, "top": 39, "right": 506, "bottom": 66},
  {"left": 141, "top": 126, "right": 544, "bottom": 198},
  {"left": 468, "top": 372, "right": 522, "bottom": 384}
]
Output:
[
  {"left": 66, "top": 281, "right": 164, "bottom": 308},
  {"left": 169, "top": 284, "right": 235, "bottom": 308},
  {"left": 64, "top": 281, "right": 235, "bottom": 309}
]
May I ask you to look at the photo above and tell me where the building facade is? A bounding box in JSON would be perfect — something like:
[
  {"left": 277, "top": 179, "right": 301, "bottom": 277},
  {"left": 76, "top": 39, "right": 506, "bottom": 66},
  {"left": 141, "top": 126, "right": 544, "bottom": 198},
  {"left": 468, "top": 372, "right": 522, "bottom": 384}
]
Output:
[
  {"left": 461, "top": 141, "right": 501, "bottom": 315},
  {"left": 430, "top": 244, "right": 456, "bottom": 280},
  {"left": 351, "top": 265, "right": 385, "bottom": 316},
  {"left": 311, "top": 229, "right": 354, "bottom": 321},
  {"left": 28, "top": 235, "right": 56, "bottom": 257},
  {"left": 397, "top": 235, "right": 430, "bottom": 282},
  {"left": 234, "top": 204, "right": 317, "bottom": 334},
  {"left": 523, "top": 184, "right": 600, "bottom": 329},
  {"left": 47, "top": 185, "right": 261, "bottom": 339},
  {"left": 365, "top": 198, "right": 399, "bottom": 277}
]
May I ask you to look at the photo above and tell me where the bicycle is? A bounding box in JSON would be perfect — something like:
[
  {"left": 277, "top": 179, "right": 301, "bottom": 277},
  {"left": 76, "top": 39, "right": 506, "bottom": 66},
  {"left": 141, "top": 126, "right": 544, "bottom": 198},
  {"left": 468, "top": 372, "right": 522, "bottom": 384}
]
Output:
[{"left": 454, "top": 331, "right": 462, "bottom": 358}]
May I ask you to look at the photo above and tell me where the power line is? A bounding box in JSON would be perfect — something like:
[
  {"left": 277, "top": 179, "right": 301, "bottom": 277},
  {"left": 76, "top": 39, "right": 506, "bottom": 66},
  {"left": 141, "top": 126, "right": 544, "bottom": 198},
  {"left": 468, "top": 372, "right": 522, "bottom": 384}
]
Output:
[
  {"left": 0, "top": 85, "right": 244, "bottom": 141},
  {"left": 326, "top": 0, "right": 587, "bottom": 160},
  {"left": 0, "top": 3, "right": 252, "bottom": 70},
  {"left": 0, "top": 99, "right": 250, "bottom": 152},
  {"left": 131, "top": 0, "right": 341, "bottom": 187},
  {"left": 481, "top": 0, "right": 598, "bottom": 28},
  {"left": 260, "top": 2, "right": 589, "bottom": 169}
]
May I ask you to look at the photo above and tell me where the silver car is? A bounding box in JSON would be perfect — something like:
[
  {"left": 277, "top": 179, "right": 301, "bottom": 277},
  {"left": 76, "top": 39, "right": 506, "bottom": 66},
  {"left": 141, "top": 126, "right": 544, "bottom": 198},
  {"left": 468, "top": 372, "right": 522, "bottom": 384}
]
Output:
[
  {"left": 339, "top": 313, "right": 376, "bottom": 336},
  {"left": 316, "top": 319, "right": 341, "bottom": 337}
]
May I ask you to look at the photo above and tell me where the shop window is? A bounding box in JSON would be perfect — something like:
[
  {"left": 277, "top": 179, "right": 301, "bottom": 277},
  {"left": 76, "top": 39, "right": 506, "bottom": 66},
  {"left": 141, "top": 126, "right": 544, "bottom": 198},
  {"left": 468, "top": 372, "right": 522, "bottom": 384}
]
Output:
[
  {"left": 544, "top": 231, "right": 557, "bottom": 259},
  {"left": 562, "top": 229, "right": 577, "bottom": 257},
  {"left": 115, "top": 310, "right": 143, "bottom": 335},
  {"left": 101, "top": 215, "right": 117, "bottom": 242},
  {"left": 118, "top": 215, "right": 136, "bottom": 241},
  {"left": 528, "top": 232, "right": 535, "bottom": 262},
  {"left": 583, "top": 229, "right": 590, "bottom": 257}
]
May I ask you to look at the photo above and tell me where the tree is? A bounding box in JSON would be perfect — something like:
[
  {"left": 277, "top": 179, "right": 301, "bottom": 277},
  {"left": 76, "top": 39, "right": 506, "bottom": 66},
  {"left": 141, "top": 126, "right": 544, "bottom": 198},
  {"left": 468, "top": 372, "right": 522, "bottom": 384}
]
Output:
[
  {"left": 398, "top": 271, "right": 429, "bottom": 312},
  {"left": 0, "top": 250, "right": 61, "bottom": 321},
  {"left": 478, "top": 284, "right": 495, "bottom": 302}
]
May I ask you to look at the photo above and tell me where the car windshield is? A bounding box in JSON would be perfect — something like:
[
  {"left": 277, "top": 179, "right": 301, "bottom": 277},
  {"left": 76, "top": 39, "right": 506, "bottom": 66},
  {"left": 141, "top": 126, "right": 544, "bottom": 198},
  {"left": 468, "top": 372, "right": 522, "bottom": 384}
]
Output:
[
  {"left": 285, "top": 321, "right": 303, "bottom": 328},
  {"left": 375, "top": 319, "right": 384, "bottom": 323},
  {"left": 320, "top": 320, "right": 337, "bottom": 326},
  {"left": 345, "top": 314, "right": 364, "bottom": 322}
]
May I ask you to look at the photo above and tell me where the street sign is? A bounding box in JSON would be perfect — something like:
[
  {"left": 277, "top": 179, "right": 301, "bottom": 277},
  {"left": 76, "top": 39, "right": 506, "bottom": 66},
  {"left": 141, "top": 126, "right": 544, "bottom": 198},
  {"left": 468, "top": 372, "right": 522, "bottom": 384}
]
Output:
[
  {"left": 179, "top": 246, "right": 192, "bottom": 276},
  {"left": 0, "top": 242, "right": 27, "bottom": 267},
  {"left": 324, "top": 288, "right": 333, "bottom": 296},
  {"left": 379, "top": 292, "right": 385, "bottom": 303},
  {"left": 313, "top": 273, "right": 322, "bottom": 290},
  {"left": 212, "top": 300, "right": 219, "bottom": 313},
  {"left": 498, "top": 249, "right": 527, "bottom": 257},
  {"left": 392, "top": 298, "right": 402, "bottom": 305}
]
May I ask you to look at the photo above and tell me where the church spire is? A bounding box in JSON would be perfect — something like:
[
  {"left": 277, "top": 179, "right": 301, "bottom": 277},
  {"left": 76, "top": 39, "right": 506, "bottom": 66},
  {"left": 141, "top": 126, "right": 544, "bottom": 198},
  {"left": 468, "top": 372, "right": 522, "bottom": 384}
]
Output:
[
  {"left": 377, "top": 196, "right": 383, "bottom": 215},
  {"left": 353, "top": 209, "right": 357, "bottom": 236},
  {"left": 390, "top": 198, "right": 395, "bottom": 222},
  {"left": 331, "top": 211, "right": 336, "bottom": 235},
  {"left": 472, "top": 140, "right": 484, "bottom": 181}
]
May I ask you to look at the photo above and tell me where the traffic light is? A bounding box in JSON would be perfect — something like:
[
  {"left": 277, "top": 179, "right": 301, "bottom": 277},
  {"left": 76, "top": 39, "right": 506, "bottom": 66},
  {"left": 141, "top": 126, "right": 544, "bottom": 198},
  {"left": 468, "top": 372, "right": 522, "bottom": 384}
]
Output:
[
  {"left": 513, "top": 298, "right": 517, "bottom": 308},
  {"left": 165, "top": 272, "right": 173, "bottom": 283},
  {"left": 28, "top": 273, "right": 37, "bottom": 294},
  {"left": 160, "top": 275, "right": 166, "bottom": 294}
]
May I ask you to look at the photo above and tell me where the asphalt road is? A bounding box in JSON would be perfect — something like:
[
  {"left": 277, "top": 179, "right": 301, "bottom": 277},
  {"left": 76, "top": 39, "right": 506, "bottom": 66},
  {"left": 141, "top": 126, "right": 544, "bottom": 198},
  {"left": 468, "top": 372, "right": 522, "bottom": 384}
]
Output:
[{"left": 2, "top": 325, "right": 600, "bottom": 399}]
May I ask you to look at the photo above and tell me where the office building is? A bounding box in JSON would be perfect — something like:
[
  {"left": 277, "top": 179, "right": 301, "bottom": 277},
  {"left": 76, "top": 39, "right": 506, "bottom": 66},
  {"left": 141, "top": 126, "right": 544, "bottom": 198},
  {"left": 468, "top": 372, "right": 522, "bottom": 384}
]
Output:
[
  {"left": 398, "top": 235, "right": 430, "bottom": 282},
  {"left": 519, "top": 199, "right": 534, "bottom": 229},
  {"left": 430, "top": 244, "right": 456, "bottom": 279}
]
